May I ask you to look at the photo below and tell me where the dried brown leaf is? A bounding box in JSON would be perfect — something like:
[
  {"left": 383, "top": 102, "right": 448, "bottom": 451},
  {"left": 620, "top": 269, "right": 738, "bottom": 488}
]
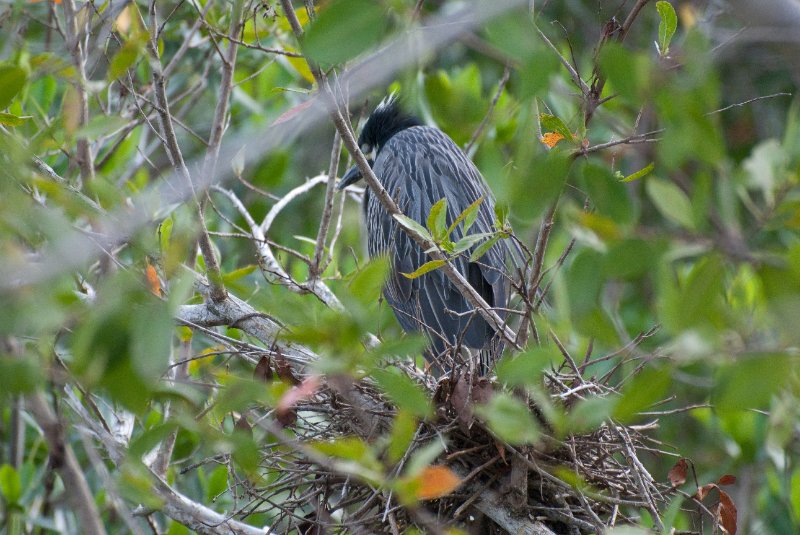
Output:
[
  {"left": 717, "top": 489, "right": 738, "bottom": 534},
  {"left": 254, "top": 355, "right": 273, "bottom": 383},
  {"left": 668, "top": 458, "right": 688, "bottom": 487}
]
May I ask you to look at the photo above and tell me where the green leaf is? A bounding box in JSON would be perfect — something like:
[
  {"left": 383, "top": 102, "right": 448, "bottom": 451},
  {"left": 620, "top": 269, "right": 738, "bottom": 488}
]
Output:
[
  {"left": 620, "top": 162, "right": 654, "bottom": 182},
  {"left": 469, "top": 235, "right": 500, "bottom": 262},
  {"left": 495, "top": 347, "right": 556, "bottom": 387},
  {"left": 350, "top": 256, "right": 390, "bottom": 304},
  {"left": 76, "top": 115, "right": 130, "bottom": 140},
  {"left": 474, "top": 393, "right": 540, "bottom": 445},
  {"left": 108, "top": 38, "right": 143, "bottom": 81},
  {"left": 448, "top": 196, "right": 483, "bottom": 235},
  {"left": 539, "top": 113, "right": 574, "bottom": 141},
  {"left": 427, "top": 197, "right": 448, "bottom": 241},
  {"left": 393, "top": 214, "right": 433, "bottom": 242},
  {"left": 612, "top": 367, "right": 671, "bottom": 423},
  {"left": 712, "top": 352, "right": 796, "bottom": 413},
  {"left": 646, "top": 178, "right": 695, "bottom": 230},
  {"left": 302, "top": 0, "right": 387, "bottom": 64},
  {"left": 0, "top": 113, "right": 31, "bottom": 126},
  {"left": 451, "top": 233, "right": 493, "bottom": 255},
  {"left": 159, "top": 217, "right": 173, "bottom": 257},
  {"left": 387, "top": 410, "right": 418, "bottom": 464},
  {"left": 372, "top": 367, "right": 432, "bottom": 419},
  {"left": 222, "top": 264, "right": 257, "bottom": 283},
  {"left": 0, "top": 464, "right": 22, "bottom": 504},
  {"left": 562, "top": 396, "right": 616, "bottom": 435},
  {"left": 656, "top": 1, "right": 678, "bottom": 56},
  {"left": 0, "top": 65, "right": 27, "bottom": 109},
  {"left": 312, "top": 436, "right": 370, "bottom": 462},
  {"left": 401, "top": 259, "right": 446, "bottom": 279}
]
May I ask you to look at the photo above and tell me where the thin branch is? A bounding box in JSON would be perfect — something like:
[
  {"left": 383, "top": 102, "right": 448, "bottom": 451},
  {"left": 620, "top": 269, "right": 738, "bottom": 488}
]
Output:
[
  {"left": 310, "top": 131, "right": 342, "bottom": 279},
  {"left": 62, "top": 0, "right": 95, "bottom": 186},
  {"left": 464, "top": 64, "right": 511, "bottom": 154}
]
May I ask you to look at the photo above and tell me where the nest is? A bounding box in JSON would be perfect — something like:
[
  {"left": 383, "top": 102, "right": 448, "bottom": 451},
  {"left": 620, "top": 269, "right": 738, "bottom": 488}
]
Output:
[{"left": 221, "top": 349, "right": 672, "bottom": 535}]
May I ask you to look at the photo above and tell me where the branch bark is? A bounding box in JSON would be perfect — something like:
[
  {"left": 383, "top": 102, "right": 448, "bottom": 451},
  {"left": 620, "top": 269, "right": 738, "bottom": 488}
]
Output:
[{"left": 26, "top": 393, "right": 107, "bottom": 535}]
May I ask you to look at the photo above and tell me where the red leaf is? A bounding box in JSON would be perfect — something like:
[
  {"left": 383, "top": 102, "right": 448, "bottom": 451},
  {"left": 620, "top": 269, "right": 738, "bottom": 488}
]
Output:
[
  {"left": 277, "top": 376, "right": 321, "bottom": 414},
  {"left": 271, "top": 99, "right": 315, "bottom": 126},
  {"left": 718, "top": 474, "right": 737, "bottom": 486},
  {"left": 668, "top": 458, "right": 688, "bottom": 487},
  {"left": 717, "top": 490, "right": 738, "bottom": 534}
]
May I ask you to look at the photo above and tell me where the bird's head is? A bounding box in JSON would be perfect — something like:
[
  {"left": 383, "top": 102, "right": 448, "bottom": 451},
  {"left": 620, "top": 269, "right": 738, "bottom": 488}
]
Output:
[{"left": 338, "top": 94, "right": 422, "bottom": 190}]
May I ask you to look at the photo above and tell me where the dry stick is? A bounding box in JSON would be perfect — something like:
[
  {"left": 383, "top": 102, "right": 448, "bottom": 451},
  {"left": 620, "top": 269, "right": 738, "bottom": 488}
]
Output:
[
  {"left": 203, "top": 0, "right": 245, "bottom": 177},
  {"left": 146, "top": 2, "right": 226, "bottom": 303},
  {"left": 515, "top": 202, "right": 556, "bottom": 347},
  {"left": 26, "top": 393, "right": 107, "bottom": 535},
  {"left": 278, "top": 0, "right": 519, "bottom": 350},
  {"left": 311, "top": 131, "right": 343, "bottom": 279},
  {"left": 62, "top": 0, "right": 95, "bottom": 186}
]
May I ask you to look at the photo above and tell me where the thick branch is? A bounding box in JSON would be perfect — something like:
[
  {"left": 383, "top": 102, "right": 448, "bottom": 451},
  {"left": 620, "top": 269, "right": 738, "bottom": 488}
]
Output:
[{"left": 26, "top": 393, "right": 107, "bottom": 535}]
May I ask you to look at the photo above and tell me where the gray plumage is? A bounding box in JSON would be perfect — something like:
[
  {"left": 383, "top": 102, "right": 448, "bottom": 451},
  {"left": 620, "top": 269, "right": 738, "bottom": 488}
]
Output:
[{"left": 339, "top": 98, "right": 515, "bottom": 373}]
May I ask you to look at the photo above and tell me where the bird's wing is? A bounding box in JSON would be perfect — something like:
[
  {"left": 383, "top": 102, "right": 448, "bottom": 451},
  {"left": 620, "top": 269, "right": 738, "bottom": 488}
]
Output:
[{"left": 368, "top": 127, "right": 512, "bottom": 352}]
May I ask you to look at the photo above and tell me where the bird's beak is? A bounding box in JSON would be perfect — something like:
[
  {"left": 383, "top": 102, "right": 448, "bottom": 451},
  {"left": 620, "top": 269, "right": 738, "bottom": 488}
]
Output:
[{"left": 337, "top": 164, "right": 362, "bottom": 190}]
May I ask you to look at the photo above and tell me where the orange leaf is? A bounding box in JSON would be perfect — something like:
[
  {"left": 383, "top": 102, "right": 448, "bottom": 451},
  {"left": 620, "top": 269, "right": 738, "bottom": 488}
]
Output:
[
  {"left": 668, "top": 458, "right": 688, "bottom": 487},
  {"left": 717, "top": 490, "right": 738, "bottom": 534},
  {"left": 540, "top": 132, "right": 565, "bottom": 148},
  {"left": 413, "top": 466, "right": 462, "bottom": 500},
  {"left": 145, "top": 263, "right": 161, "bottom": 296}
]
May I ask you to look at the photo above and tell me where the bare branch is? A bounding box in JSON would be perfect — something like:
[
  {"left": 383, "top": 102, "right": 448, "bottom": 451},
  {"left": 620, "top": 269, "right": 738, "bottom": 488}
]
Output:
[
  {"left": 26, "top": 393, "right": 107, "bottom": 535},
  {"left": 311, "top": 131, "right": 343, "bottom": 279}
]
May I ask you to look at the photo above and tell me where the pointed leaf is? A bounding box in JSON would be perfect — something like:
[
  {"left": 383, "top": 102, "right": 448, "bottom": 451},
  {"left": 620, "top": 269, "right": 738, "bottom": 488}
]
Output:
[
  {"left": 0, "top": 113, "right": 31, "bottom": 126},
  {"left": 620, "top": 162, "right": 655, "bottom": 182},
  {"left": 427, "top": 197, "right": 448, "bottom": 240},
  {"left": 469, "top": 235, "right": 500, "bottom": 262},
  {"left": 539, "top": 113, "right": 574, "bottom": 141},
  {"left": 393, "top": 214, "right": 433, "bottom": 241},
  {"left": 656, "top": 1, "right": 678, "bottom": 56},
  {"left": 451, "top": 233, "right": 493, "bottom": 255},
  {"left": 448, "top": 196, "right": 484, "bottom": 235},
  {"left": 401, "top": 259, "right": 446, "bottom": 279}
]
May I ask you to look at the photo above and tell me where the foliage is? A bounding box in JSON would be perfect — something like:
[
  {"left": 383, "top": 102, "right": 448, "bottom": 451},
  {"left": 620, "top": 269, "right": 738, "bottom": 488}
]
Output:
[{"left": 0, "top": 0, "right": 798, "bottom": 534}]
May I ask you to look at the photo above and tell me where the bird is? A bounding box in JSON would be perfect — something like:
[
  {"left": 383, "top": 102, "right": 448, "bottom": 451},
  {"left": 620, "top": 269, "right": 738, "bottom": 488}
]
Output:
[{"left": 338, "top": 95, "right": 517, "bottom": 375}]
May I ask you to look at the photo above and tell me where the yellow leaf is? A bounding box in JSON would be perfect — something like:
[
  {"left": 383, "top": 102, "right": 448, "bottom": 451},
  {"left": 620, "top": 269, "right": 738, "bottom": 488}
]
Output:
[
  {"left": 540, "top": 132, "right": 565, "bottom": 148},
  {"left": 285, "top": 48, "right": 315, "bottom": 84}
]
